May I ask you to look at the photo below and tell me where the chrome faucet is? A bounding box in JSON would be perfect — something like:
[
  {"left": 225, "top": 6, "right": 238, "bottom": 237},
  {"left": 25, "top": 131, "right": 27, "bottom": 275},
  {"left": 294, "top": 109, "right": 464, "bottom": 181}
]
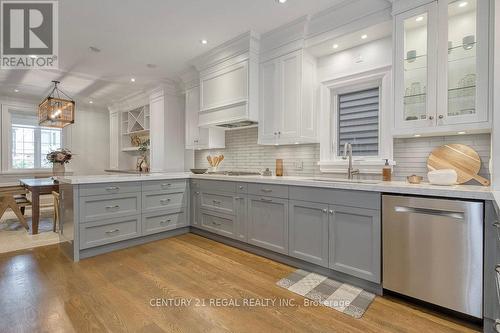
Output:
[{"left": 342, "top": 143, "right": 359, "bottom": 180}]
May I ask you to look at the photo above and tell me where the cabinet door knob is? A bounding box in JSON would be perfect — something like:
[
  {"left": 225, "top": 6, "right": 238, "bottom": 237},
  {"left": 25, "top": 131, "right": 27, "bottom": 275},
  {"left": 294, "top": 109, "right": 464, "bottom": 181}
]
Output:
[
  {"left": 329, "top": 210, "right": 334, "bottom": 215},
  {"left": 274, "top": 132, "right": 277, "bottom": 135},
  {"left": 322, "top": 208, "right": 327, "bottom": 213},
  {"left": 438, "top": 115, "right": 444, "bottom": 119},
  {"left": 428, "top": 115, "right": 434, "bottom": 120}
]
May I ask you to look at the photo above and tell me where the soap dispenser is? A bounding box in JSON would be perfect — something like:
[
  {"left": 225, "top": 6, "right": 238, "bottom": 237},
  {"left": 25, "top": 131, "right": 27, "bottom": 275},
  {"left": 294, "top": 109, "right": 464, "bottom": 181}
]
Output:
[{"left": 382, "top": 159, "right": 392, "bottom": 182}]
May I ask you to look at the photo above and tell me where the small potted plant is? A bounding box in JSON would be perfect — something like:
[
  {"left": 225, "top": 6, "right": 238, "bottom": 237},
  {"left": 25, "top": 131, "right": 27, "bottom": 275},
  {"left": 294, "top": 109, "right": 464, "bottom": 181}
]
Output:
[{"left": 46, "top": 148, "right": 72, "bottom": 176}]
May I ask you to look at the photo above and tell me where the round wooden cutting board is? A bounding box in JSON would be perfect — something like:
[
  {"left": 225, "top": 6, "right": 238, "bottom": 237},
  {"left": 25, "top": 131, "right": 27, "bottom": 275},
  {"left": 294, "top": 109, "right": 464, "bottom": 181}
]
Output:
[{"left": 427, "top": 143, "right": 490, "bottom": 186}]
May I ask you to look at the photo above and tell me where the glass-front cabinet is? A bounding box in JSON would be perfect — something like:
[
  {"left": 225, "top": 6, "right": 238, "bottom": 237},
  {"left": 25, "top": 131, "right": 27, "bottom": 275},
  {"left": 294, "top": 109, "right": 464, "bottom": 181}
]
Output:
[{"left": 394, "top": 0, "right": 490, "bottom": 135}]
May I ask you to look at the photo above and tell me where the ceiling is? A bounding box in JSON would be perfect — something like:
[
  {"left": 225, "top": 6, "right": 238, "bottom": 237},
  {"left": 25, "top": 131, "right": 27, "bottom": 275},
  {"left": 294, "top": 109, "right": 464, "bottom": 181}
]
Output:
[{"left": 0, "top": 0, "right": 387, "bottom": 108}]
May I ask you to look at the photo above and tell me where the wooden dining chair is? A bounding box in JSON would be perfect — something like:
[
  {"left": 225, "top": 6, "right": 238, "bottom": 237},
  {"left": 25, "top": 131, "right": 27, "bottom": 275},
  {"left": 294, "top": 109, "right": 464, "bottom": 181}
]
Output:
[
  {"left": 52, "top": 191, "right": 60, "bottom": 232},
  {"left": 0, "top": 186, "right": 31, "bottom": 230}
]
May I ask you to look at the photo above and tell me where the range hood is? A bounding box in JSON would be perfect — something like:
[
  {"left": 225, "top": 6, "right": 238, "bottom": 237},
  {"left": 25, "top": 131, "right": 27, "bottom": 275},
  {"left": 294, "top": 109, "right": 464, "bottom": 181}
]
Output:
[{"left": 216, "top": 120, "right": 257, "bottom": 129}]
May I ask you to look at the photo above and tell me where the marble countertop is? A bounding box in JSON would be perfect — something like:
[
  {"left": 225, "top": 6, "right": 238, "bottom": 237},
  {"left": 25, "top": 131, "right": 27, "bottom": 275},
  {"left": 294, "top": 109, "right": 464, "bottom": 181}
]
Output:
[{"left": 58, "top": 172, "right": 494, "bottom": 201}]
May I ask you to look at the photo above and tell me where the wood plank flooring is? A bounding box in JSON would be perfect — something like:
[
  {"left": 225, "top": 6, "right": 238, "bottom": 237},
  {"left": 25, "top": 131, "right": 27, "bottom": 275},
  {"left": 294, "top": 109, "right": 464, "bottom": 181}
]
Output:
[{"left": 0, "top": 233, "right": 480, "bottom": 333}]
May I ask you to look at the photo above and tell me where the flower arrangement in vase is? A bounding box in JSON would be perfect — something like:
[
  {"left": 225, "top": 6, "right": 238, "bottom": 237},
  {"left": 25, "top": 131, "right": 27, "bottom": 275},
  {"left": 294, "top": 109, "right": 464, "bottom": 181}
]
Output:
[
  {"left": 137, "top": 139, "right": 150, "bottom": 173},
  {"left": 46, "top": 148, "right": 72, "bottom": 176}
]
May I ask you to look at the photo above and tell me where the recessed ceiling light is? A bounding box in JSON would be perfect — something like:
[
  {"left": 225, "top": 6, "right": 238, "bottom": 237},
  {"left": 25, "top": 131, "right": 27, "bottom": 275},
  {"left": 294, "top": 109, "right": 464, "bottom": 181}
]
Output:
[
  {"left": 459, "top": 1, "right": 468, "bottom": 7},
  {"left": 130, "top": 78, "right": 136, "bottom": 82},
  {"left": 361, "top": 34, "right": 368, "bottom": 40},
  {"left": 416, "top": 16, "right": 424, "bottom": 22},
  {"left": 276, "top": 0, "right": 287, "bottom": 3},
  {"left": 457, "top": 131, "right": 467, "bottom": 135},
  {"left": 414, "top": 134, "right": 421, "bottom": 137},
  {"left": 89, "top": 100, "right": 93, "bottom": 104},
  {"left": 332, "top": 44, "right": 339, "bottom": 49},
  {"left": 200, "top": 39, "right": 208, "bottom": 45},
  {"left": 14, "top": 89, "right": 19, "bottom": 93}
]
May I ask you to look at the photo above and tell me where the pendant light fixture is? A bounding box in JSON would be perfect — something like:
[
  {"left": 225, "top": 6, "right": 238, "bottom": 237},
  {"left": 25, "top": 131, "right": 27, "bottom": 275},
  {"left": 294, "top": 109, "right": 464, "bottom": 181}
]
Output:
[{"left": 38, "top": 80, "right": 75, "bottom": 128}]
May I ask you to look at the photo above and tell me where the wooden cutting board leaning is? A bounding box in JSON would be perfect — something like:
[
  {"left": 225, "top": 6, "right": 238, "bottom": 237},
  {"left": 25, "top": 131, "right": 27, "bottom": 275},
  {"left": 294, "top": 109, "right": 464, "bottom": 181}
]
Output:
[{"left": 427, "top": 143, "right": 490, "bottom": 186}]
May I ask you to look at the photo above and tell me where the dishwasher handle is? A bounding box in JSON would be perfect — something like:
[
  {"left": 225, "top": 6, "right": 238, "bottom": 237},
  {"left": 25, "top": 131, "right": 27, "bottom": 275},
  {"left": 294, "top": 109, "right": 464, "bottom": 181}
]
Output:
[{"left": 394, "top": 206, "right": 465, "bottom": 220}]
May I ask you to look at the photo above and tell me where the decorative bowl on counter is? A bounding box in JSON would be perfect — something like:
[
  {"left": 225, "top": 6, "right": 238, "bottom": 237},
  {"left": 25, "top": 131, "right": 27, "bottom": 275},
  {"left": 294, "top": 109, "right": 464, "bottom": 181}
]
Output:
[
  {"left": 406, "top": 175, "right": 423, "bottom": 184},
  {"left": 427, "top": 169, "right": 458, "bottom": 186},
  {"left": 190, "top": 168, "right": 208, "bottom": 174}
]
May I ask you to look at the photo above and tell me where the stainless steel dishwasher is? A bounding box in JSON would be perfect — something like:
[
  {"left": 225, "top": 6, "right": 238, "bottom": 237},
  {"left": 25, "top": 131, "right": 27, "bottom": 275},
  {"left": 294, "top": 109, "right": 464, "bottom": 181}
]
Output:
[{"left": 383, "top": 195, "right": 483, "bottom": 318}]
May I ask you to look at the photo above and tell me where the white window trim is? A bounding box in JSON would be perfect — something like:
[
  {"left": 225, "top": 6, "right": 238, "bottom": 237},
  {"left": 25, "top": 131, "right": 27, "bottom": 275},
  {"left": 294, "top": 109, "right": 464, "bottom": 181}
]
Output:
[
  {"left": 318, "top": 66, "right": 393, "bottom": 174},
  {"left": 1, "top": 102, "right": 63, "bottom": 173}
]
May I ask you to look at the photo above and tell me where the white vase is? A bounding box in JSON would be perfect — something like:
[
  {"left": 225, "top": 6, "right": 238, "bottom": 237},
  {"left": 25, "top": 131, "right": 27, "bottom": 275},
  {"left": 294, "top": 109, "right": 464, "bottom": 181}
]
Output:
[{"left": 52, "top": 163, "right": 65, "bottom": 176}]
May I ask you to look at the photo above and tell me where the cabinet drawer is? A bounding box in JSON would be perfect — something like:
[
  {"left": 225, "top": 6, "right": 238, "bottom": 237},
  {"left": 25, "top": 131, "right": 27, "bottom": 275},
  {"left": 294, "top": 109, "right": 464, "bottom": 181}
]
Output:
[
  {"left": 200, "top": 210, "right": 235, "bottom": 238},
  {"left": 79, "top": 182, "right": 141, "bottom": 197},
  {"left": 199, "top": 180, "right": 236, "bottom": 193},
  {"left": 200, "top": 192, "right": 235, "bottom": 215},
  {"left": 79, "top": 216, "right": 141, "bottom": 249},
  {"left": 236, "top": 183, "right": 248, "bottom": 194},
  {"left": 142, "top": 179, "right": 186, "bottom": 193},
  {"left": 142, "top": 191, "right": 186, "bottom": 212},
  {"left": 289, "top": 186, "right": 380, "bottom": 210},
  {"left": 248, "top": 183, "right": 288, "bottom": 198},
  {"left": 142, "top": 210, "right": 187, "bottom": 235},
  {"left": 79, "top": 193, "right": 141, "bottom": 223}
]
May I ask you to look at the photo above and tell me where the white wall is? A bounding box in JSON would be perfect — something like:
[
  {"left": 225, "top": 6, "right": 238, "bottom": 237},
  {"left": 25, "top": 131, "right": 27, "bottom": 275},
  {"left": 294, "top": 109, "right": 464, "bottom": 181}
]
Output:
[
  {"left": 63, "top": 108, "right": 109, "bottom": 175},
  {"left": 316, "top": 37, "right": 392, "bottom": 82}
]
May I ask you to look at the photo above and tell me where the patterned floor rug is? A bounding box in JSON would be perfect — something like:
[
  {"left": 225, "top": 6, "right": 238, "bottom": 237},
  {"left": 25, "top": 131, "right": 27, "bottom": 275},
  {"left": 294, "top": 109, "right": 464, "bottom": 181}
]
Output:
[{"left": 277, "top": 269, "right": 375, "bottom": 318}]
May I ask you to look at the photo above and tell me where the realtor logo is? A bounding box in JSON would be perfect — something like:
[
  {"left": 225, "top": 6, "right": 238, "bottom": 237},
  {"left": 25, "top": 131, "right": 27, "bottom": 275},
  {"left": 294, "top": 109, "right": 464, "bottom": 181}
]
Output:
[{"left": 1, "top": 0, "right": 58, "bottom": 69}]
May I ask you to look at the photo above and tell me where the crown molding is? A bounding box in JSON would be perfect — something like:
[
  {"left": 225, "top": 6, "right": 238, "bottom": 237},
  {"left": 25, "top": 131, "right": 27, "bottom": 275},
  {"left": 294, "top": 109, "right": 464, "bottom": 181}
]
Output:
[{"left": 191, "top": 30, "right": 260, "bottom": 72}]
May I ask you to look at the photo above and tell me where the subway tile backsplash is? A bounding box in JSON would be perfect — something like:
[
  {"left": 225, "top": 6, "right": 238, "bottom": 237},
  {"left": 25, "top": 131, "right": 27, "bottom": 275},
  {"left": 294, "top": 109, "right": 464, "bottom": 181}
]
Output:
[{"left": 194, "top": 127, "right": 492, "bottom": 182}]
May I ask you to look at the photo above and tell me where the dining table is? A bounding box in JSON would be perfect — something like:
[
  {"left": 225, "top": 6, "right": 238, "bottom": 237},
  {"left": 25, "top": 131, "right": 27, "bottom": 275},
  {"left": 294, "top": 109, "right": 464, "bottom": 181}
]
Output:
[{"left": 19, "top": 178, "right": 59, "bottom": 235}]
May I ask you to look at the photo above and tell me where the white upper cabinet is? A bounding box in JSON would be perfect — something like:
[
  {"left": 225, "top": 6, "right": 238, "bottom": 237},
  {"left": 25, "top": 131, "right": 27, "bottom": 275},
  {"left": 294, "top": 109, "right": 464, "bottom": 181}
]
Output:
[
  {"left": 194, "top": 32, "right": 259, "bottom": 128},
  {"left": 394, "top": 0, "right": 490, "bottom": 136},
  {"left": 185, "top": 86, "right": 225, "bottom": 150},
  {"left": 258, "top": 49, "right": 318, "bottom": 145}
]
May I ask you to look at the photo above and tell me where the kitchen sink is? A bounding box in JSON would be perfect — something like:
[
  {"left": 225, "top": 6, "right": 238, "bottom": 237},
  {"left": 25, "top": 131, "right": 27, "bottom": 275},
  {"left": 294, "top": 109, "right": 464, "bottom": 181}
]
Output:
[{"left": 311, "top": 178, "right": 380, "bottom": 185}]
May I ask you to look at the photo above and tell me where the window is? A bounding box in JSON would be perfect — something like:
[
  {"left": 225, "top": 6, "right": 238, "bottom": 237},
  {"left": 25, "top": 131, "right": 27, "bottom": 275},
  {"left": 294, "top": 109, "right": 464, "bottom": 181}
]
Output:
[
  {"left": 10, "top": 111, "right": 61, "bottom": 169},
  {"left": 318, "top": 66, "right": 392, "bottom": 174},
  {"left": 337, "top": 87, "right": 379, "bottom": 157}
]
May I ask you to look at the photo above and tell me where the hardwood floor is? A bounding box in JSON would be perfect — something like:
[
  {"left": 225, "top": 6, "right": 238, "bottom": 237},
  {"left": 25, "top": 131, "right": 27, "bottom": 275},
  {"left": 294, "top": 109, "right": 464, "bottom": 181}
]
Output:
[{"left": 0, "top": 233, "right": 480, "bottom": 333}]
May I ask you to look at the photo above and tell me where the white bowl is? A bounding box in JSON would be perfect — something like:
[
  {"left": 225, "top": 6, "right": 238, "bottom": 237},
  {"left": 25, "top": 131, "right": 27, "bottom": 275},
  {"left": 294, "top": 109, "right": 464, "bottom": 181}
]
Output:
[{"left": 427, "top": 169, "right": 458, "bottom": 186}]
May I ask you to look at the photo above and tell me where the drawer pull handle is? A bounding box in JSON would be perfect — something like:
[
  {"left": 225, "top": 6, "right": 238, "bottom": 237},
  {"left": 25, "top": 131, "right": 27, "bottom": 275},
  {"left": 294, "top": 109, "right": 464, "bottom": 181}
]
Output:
[
  {"left": 105, "top": 229, "right": 120, "bottom": 234},
  {"left": 495, "top": 319, "right": 500, "bottom": 333},
  {"left": 261, "top": 188, "right": 273, "bottom": 193},
  {"left": 212, "top": 221, "right": 222, "bottom": 226},
  {"left": 322, "top": 209, "right": 327, "bottom": 213},
  {"left": 160, "top": 199, "right": 171, "bottom": 204},
  {"left": 161, "top": 183, "right": 172, "bottom": 187},
  {"left": 106, "top": 186, "right": 119, "bottom": 191},
  {"left": 260, "top": 198, "right": 273, "bottom": 202},
  {"left": 105, "top": 205, "right": 120, "bottom": 210},
  {"left": 329, "top": 210, "right": 335, "bottom": 215},
  {"left": 234, "top": 197, "right": 243, "bottom": 200},
  {"left": 239, "top": 186, "right": 245, "bottom": 190},
  {"left": 212, "top": 200, "right": 222, "bottom": 205},
  {"left": 160, "top": 219, "right": 172, "bottom": 224}
]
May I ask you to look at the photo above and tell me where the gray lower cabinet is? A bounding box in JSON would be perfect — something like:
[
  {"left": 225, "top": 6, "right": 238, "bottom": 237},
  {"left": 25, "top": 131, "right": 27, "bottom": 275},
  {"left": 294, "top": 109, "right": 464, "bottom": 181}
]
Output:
[
  {"left": 200, "top": 209, "right": 236, "bottom": 238},
  {"left": 234, "top": 195, "right": 247, "bottom": 241},
  {"left": 80, "top": 215, "right": 141, "bottom": 249},
  {"left": 190, "top": 189, "right": 201, "bottom": 226},
  {"left": 485, "top": 201, "right": 499, "bottom": 331},
  {"left": 79, "top": 192, "right": 141, "bottom": 223},
  {"left": 142, "top": 209, "right": 187, "bottom": 235},
  {"left": 289, "top": 200, "right": 329, "bottom": 267},
  {"left": 247, "top": 195, "right": 288, "bottom": 255},
  {"left": 329, "top": 204, "right": 381, "bottom": 283}
]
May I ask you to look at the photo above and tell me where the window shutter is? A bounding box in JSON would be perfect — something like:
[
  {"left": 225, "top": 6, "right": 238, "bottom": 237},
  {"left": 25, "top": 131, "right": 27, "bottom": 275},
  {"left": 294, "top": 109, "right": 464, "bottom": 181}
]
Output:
[{"left": 338, "top": 87, "right": 379, "bottom": 156}]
